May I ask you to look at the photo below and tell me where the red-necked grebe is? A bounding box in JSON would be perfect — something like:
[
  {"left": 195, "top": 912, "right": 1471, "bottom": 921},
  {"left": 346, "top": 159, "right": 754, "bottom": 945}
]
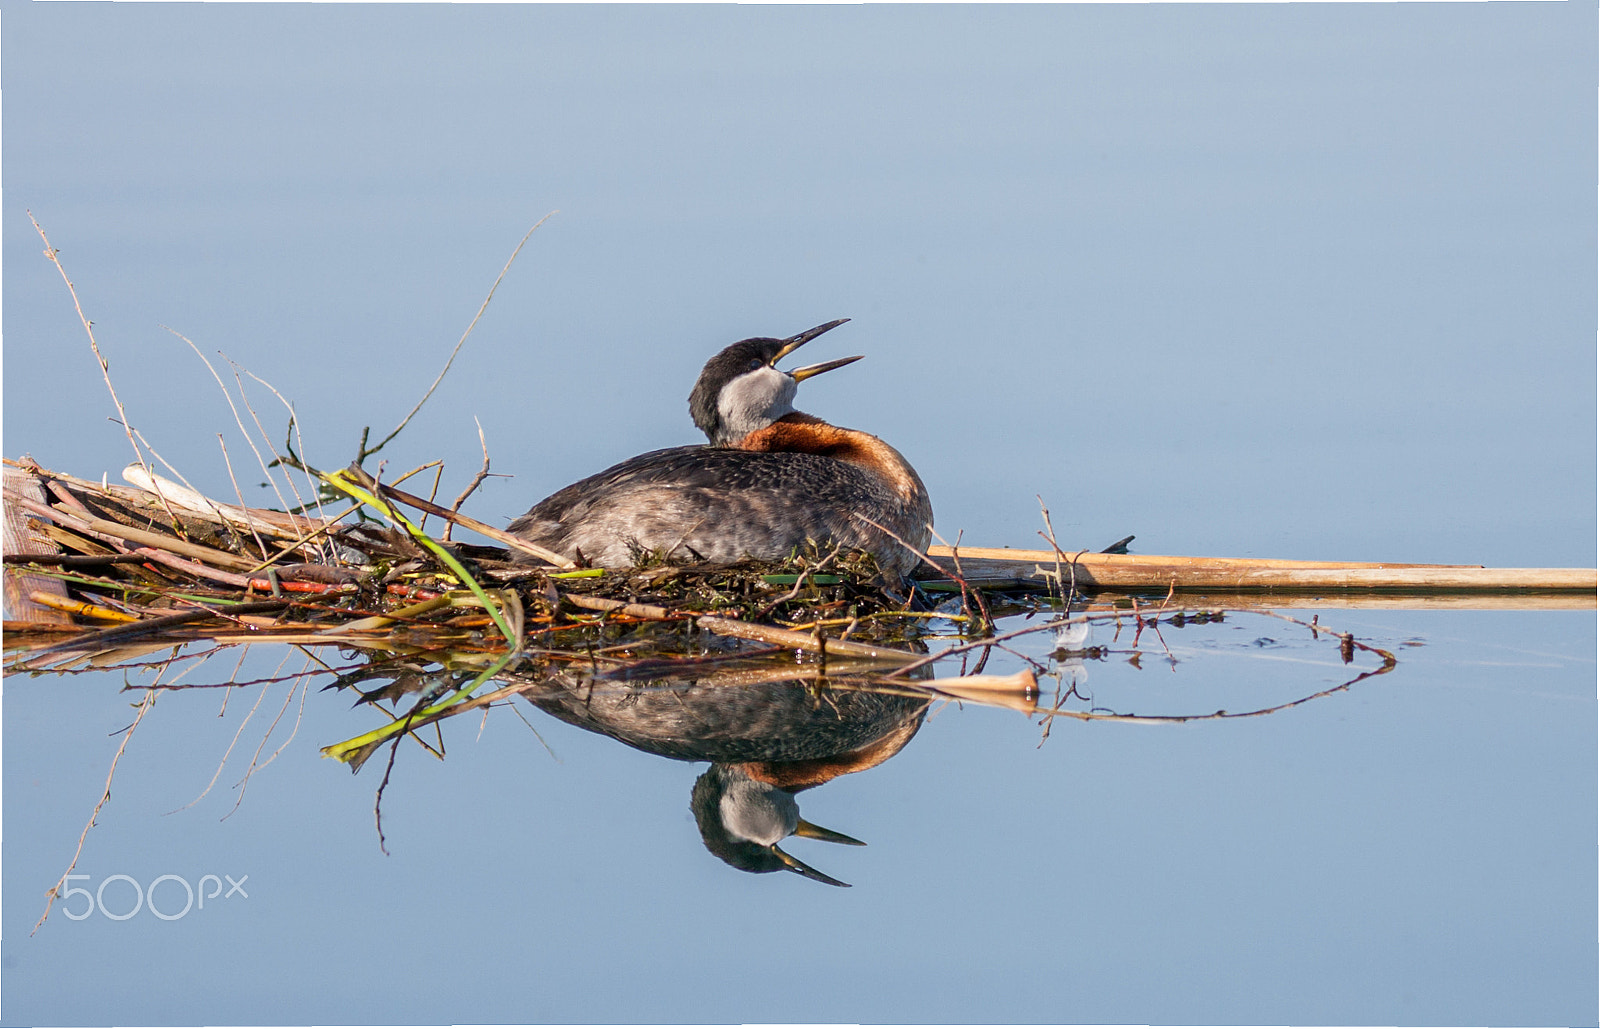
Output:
[{"left": 507, "top": 319, "right": 932, "bottom": 572}]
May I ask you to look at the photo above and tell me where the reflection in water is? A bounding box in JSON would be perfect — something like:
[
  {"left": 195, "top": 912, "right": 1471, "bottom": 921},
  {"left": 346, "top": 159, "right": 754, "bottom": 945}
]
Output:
[
  {"left": 521, "top": 668, "right": 930, "bottom": 886},
  {"left": 692, "top": 767, "right": 866, "bottom": 887},
  {"left": 9, "top": 597, "right": 1406, "bottom": 919}
]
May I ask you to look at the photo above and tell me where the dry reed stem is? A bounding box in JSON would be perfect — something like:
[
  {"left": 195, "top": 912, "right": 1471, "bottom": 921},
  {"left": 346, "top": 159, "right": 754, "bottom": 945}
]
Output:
[
  {"left": 216, "top": 434, "right": 271, "bottom": 560},
  {"left": 564, "top": 594, "right": 680, "bottom": 620},
  {"left": 122, "top": 451, "right": 268, "bottom": 560},
  {"left": 931, "top": 546, "right": 1485, "bottom": 571},
  {"left": 443, "top": 418, "right": 497, "bottom": 544},
  {"left": 922, "top": 545, "right": 1595, "bottom": 593},
  {"left": 230, "top": 360, "right": 327, "bottom": 526},
  {"left": 165, "top": 328, "right": 298, "bottom": 549},
  {"left": 927, "top": 525, "right": 993, "bottom": 631},
  {"left": 28, "top": 214, "right": 188, "bottom": 537},
  {"left": 696, "top": 615, "right": 916, "bottom": 660},
  {"left": 12, "top": 495, "right": 253, "bottom": 573},
  {"left": 357, "top": 475, "right": 573, "bottom": 567},
  {"left": 125, "top": 426, "right": 249, "bottom": 547},
  {"left": 366, "top": 212, "right": 556, "bottom": 462}
]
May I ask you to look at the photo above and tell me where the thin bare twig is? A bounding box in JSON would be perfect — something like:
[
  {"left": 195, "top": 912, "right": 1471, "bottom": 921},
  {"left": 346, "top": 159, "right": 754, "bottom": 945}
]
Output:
[
  {"left": 928, "top": 526, "right": 993, "bottom": 632},
  {"left": 240, "top": 503, "right": 360, "bottom": 576},
  {"left": 217, "top": 646, "right": 251, "bottom": 718},
  {"left": 168, "top": 646, "right": 271, "bottom": 813},
  {"left": 164, "top": 328, "right": 302, "bottom": 559},
  {"left": 127, "top": 425, "right": 253, "bottom": 546},
  {"left": 236, "top": 363, "right": 328, "bottom": 527},
  {"left": 33, "top": 687, "right": 160, "bottom": 934},
  {"left": 251, "top": 656, "right": 313, "bottom": 773},
  {"left": 224, "top": 654, "right": 304, "bottom": 819},
  {"left": 363, "top": 212, "right": 556, "bottom": 462},
  {"left": 1036, "top": 495, "right": 1073, "bottom": 607},
  {"left": 30, "top": 212, "right": 144, "bottom": 470},
  {"left": 416, "top": 463, "right": 447, "bottom": 536},
  {"left": 29, "top": 213, "right": 185, "bottom": 534},
  {"left": 443, "top": 418, "right": 498, "bottom": 543},
  {"left": 216, "top": 435, "right": 272, "bottom": 561}
]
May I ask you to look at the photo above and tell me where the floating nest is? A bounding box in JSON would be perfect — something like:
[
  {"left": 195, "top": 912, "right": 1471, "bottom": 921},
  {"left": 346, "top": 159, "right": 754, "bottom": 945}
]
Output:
[
  {"left": 3, "top": 456, "right": 1064, "bottom": 762},
  {"left": 3, "top": 456, "right": 980, "bottom": 646}
]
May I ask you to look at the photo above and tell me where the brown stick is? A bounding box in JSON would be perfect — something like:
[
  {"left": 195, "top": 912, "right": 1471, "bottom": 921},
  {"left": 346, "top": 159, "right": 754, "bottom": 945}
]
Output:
[
  {"left": 695, "top": 615, "right": 917, "bottom": 661},
  {"left": 11, "top": 599, "right": 292, "bottom": 666},
  {"left": 354, "top": 472, "right": 574, "bottom": 568},
  {"left": 921, "top": 546, "right": 1596, "bottom": 593},
  {"left": 131, "top": 548, "right": 255, "bottom": 586},
  {"left": 3, "top": 553, "right": 149, "bottom": 568},
  {"left": 443, "top": 419, "right": 496, "bottom": 543},
  {"left": 930, "top": 546, "right": 1478, "bottom": 570},
  {"left": 16, "top": 497, "right": 261, "bottom": 572},
  {"left": 4, "top": 460, "right": 329, "bottom": 537},
  {"left": 922, "top": 669, "right": 1040, "bottom": 714},
  {"left": 1062, "top": 590, "right": 1597, "bottom": 612},
  {"left": 563, "top": 594, "right": 680, "bottom": 621},
  {"left": 34, "top": 686, "right": 158, "bottom": 934}
]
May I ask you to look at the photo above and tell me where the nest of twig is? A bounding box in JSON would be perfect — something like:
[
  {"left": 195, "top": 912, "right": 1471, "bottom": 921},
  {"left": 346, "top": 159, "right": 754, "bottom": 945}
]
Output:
[{"left": 2, "top": 456, "right": 988, "bottom": 667}]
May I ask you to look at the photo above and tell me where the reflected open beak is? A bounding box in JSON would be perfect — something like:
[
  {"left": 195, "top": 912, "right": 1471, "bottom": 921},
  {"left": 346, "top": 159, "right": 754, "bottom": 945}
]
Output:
[
  {"left": 771, "top": 318, "right": 851, "bottom": 364},
  {"left": 793, "top": 817, "right": 867, "bottom": 846},
  {"left": 789, "top": 354, "right": 864, "bottom": 382},
  {"left": 771, "top": 843, "right": 853, "bottom": 888}
]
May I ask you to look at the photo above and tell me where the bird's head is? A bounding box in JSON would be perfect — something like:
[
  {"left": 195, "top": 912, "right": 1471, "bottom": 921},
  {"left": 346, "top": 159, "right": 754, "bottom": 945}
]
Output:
[{"left": 688, "top": 318, "right": 861, "bottom": 447}]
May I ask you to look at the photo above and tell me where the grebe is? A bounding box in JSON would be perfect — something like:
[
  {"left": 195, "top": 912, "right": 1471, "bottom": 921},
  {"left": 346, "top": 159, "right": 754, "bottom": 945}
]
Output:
[{"left": 507, "top": 319, "right": 932, "bottom": 572}]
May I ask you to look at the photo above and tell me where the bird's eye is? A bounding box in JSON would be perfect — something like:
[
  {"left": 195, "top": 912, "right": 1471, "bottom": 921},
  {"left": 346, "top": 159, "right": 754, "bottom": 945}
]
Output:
[{"left": 747, "top": 358, "right": 763, "bottom": 372}]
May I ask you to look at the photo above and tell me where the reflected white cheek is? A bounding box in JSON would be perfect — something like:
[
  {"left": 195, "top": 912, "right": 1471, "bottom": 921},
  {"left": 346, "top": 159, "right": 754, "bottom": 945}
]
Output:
[{"left": 719, "top": 780, "right": 801, "bottom": 846}]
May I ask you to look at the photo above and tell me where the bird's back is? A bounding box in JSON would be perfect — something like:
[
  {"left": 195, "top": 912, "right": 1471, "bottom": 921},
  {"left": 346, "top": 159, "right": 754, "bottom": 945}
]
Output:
[{"left": 508, "top": 445, "right": 931, "bottom": 571}]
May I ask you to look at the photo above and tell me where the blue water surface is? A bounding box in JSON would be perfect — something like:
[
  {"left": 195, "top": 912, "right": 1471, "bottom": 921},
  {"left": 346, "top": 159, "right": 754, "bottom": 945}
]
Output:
[{"left": 3, "top": 4, "right": 1595, "bottom": 1026}]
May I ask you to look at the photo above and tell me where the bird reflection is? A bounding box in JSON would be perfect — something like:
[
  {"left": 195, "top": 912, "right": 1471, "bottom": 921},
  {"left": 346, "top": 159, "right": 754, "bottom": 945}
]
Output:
[
  {"left": 521, "top": 665, "right": 930, "bottom": 887},
  {"left": 692, "top": 765, "right": 865, "bottom": 887}
]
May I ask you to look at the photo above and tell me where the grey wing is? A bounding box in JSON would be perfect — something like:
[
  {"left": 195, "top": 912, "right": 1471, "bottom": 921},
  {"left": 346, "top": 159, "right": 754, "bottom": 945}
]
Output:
[{"left": 507, "top": 448, "right": 906, "bottom": 566}]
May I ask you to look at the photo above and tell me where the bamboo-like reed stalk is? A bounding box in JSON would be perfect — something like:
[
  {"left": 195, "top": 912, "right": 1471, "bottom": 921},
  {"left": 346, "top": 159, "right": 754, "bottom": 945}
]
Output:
[{"left": 924, "top": 545, "right": 1596, "bottom": 594}]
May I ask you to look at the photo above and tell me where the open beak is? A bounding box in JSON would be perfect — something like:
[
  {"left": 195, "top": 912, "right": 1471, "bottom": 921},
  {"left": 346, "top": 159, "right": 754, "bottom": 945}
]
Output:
[
  {"left": 768, "top": 817, "right": 865, "bottom": 887},
  {"left": 771, "top": 844, "right": 853, "bottom": 888},
  {"left": 771, "top": 318, "right": 851, "bottom": 365},
  {"left": 790, "top": 354, "right": 864, "bottom": 382},
  {"left": 794, "top": 818, "right": 867, "bottom": 846}
]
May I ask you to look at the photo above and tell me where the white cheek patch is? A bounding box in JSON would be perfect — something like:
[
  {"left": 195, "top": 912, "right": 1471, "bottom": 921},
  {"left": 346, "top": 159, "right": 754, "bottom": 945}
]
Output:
[{"left": 717, "top": 367, "right": 797, "bottom": 440}]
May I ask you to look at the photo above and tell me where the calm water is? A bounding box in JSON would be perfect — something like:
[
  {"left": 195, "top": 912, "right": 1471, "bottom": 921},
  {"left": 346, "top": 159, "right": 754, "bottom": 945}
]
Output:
[
  {"left": 3, "top": 3, "right": 1595, "bottom": 1025},
  {"left": 4, "top": 604, "right": 1595, "bottom": 1024}
]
